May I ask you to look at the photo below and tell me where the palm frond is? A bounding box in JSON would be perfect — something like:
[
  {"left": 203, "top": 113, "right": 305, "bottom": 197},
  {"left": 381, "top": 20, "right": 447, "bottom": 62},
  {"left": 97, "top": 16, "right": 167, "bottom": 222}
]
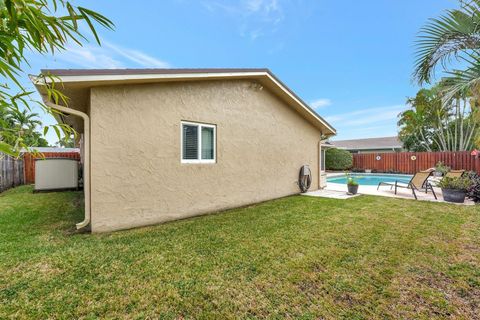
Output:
[
  {"left": 413, "top": 2, "right": 480, "bottom": 84},
  {"left": 441, "top": 52, "right": 480, "bottom": 101}
]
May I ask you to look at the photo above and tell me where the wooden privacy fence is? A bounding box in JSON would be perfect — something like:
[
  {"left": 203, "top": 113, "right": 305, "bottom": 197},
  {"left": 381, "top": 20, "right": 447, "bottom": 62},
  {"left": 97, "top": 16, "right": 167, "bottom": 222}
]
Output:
[
  {"left": 24, "top": 152, "right": 81, "bottom": 184},
  {"left": 0, "top": 153, "right": 24, "bottom": 192},
  {"left": 353, "top": 151, "right": 480, "bottom": 174}
]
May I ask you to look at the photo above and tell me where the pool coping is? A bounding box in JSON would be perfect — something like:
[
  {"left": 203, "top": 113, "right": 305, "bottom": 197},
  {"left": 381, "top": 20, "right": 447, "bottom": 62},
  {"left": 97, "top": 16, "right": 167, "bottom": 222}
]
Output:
[{"left": 326, "top": 172, "right": 413, "bottom": 178}]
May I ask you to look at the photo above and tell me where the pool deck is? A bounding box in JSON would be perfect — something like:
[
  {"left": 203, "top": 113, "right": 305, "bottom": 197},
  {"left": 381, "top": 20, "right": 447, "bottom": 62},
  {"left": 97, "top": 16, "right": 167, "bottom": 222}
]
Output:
[{"left": 303, "top": 172, "right": 475, "bottom": 205}]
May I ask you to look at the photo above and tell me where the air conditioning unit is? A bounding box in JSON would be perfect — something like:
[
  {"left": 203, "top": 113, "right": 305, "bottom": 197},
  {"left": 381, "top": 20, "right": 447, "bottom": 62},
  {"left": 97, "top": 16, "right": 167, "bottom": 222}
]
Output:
[{"left": 34, "top": 158, "right": 79, "bottom": 191}]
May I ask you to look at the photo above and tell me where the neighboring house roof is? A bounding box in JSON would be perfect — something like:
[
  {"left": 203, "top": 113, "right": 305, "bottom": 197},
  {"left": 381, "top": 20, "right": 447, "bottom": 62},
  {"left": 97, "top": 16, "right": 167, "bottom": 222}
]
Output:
[
  {"left": 21, "top": 147, "right": 80, "bottom": 153},
  {"left": 331, "top": 136, "right": 403, "bottom": 150},
  {"left": 320, "top": 140, "right": 336, "bottom": 148},
  {"left": 33, "top": 68, "right": 336, "bottom": 136}
]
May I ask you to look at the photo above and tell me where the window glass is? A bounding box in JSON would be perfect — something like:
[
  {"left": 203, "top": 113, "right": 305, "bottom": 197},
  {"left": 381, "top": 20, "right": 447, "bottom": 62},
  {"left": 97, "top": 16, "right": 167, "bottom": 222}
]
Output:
[
  {"left": 181, "top": 122, "right": 216, "bottom": 163},
  {"left": 201, "top": 126, "right": 214, "bottom": 160},
  {"left": 182, "top": 124, "right": 198, "bottom": 160}
]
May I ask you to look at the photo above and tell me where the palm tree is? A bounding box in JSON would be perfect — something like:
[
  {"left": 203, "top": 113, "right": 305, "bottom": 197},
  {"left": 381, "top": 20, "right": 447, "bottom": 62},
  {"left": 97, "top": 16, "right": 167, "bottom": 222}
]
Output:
[
  {"left": 398, "top": 88, "right": 443, "bottom": 151},
  {"left": 3, "top": 109, "right": 42, "bottom": 147},
  {"left": 7, "top": 109, "right": 42, "bottom": 132},
  {"left": 413, "top": 0, "right": 480, "bottom": 101}
]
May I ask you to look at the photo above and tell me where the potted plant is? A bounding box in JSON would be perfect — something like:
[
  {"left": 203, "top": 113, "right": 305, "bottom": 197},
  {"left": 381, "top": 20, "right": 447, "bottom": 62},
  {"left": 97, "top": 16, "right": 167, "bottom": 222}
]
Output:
[
  {"left": 434, "top": 161, "right": 450, "bottom": 177},
  {"left": 346, "top": 174, "right": 359, "bottom": 195},
  {"left": 438, "top": 176, "right": 472, "bottom": 203}
]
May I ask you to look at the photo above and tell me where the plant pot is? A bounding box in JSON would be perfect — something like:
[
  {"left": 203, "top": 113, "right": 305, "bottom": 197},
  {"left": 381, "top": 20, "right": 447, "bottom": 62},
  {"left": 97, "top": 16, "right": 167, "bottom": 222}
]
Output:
[
  {"left": 433, "top": 171, "right": 443, "bottom": 178},
  {"left": 441, "top": 188, "right": 466, "bottom": 203},
  {"left": 347, "top": 184, "right": 359, "bottom": 195},
  {"left": 365, "top": 169, "right": 372, "bottom": 173}
]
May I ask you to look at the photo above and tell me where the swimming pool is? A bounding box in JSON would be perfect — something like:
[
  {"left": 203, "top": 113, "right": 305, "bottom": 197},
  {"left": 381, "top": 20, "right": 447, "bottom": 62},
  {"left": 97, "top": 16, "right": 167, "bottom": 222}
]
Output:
[{"left": 327, "top": 173, "right": 413, "bottom": 186}]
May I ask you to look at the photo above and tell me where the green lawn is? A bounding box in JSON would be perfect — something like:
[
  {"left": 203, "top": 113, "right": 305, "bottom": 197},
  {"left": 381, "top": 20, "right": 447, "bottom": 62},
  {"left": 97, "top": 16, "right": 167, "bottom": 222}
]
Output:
[{"left": 1, "top": 186, "right": 479, "bottom": 319}]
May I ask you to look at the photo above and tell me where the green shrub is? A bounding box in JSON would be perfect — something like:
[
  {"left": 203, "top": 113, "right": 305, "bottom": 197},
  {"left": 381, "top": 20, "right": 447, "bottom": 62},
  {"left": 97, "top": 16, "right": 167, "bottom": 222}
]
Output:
[
  {"left": 438, "top": 176, "right": 472, "bottom": 190},
  {"left": 435, "top": 161, "right": 450, "bottom": 175},
  {"left": 325, "top": 148, "right": 353, "bottom": 170}
]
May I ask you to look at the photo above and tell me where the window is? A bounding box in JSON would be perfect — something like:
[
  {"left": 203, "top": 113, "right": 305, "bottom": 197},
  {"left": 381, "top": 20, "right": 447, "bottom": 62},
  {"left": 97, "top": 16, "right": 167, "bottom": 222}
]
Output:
[{"left": 181, "top": 121, "right": 216, "bottom": 163}]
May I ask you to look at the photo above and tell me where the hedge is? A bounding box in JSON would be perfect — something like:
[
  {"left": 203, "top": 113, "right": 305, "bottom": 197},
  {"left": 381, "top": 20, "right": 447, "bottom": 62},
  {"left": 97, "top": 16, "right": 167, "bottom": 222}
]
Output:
[{"left": 325, "top": 148, "right": 353, "bottom": 170}]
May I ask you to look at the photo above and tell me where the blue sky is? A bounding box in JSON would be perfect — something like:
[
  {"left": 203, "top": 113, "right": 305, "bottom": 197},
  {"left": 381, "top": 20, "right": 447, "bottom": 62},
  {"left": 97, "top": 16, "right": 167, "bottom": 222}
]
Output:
[{"left": 24, "top": 0, "right": 455, "bottom": 144}]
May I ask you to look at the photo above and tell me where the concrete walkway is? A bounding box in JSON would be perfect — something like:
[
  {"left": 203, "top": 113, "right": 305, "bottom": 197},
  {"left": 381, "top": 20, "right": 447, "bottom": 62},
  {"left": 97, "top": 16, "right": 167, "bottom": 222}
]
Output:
[{"left": 301, "top": 189, "right": 360, "bottom": 200}]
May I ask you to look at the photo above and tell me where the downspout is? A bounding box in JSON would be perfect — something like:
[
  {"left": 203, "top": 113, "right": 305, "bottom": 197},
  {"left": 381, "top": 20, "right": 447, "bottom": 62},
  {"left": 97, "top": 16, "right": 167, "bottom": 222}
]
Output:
[{"left": 46, "top": 101, "right": 91, "bottom": 230}]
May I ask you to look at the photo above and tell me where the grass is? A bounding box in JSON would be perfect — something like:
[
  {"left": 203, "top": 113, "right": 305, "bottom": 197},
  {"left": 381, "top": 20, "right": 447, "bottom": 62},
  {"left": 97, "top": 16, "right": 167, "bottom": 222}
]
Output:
[{"left": 0, "top": 186, "right": 479, "bottom": 319}]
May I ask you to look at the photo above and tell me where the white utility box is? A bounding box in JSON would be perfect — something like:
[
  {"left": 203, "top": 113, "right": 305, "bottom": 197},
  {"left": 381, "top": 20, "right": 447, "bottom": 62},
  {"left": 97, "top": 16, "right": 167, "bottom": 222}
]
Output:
[{"left": 34, "top": 158, "right": 79, "bottom": 191}]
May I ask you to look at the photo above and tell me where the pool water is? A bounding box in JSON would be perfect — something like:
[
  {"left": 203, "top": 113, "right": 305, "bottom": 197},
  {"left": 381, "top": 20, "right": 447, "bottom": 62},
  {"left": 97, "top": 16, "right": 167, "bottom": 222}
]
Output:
[{"left": 327, "top": 174, "right": 413, "bottom": 186}]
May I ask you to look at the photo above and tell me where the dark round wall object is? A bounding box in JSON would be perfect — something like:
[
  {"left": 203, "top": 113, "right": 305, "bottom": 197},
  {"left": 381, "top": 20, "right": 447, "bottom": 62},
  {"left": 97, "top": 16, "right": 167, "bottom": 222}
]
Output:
[{"left": 298, "top": 165, "right": 312, "bottom": 193}]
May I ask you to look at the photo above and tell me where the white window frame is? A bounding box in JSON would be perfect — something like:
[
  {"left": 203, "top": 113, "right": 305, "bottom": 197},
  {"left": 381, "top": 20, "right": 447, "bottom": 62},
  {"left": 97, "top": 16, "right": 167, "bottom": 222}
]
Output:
[{"left": 181, "top": 121, "right": 216, "bottom": 164}]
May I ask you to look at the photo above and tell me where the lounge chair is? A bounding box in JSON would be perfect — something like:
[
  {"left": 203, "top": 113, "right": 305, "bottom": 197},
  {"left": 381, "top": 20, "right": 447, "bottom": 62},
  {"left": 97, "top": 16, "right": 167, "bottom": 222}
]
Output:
[
  {"left": 445, "top": 170, "right": 465, "bottom": 178},
  {"left": 377, "top": 170, "right": 437, "bottom": 200}
]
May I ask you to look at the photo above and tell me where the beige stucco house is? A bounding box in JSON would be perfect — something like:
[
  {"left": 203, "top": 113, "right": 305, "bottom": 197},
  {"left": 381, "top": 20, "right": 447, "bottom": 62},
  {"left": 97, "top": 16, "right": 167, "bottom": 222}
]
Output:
[{"left": 33, "top": 69, "right": 336, "bottom": 232}]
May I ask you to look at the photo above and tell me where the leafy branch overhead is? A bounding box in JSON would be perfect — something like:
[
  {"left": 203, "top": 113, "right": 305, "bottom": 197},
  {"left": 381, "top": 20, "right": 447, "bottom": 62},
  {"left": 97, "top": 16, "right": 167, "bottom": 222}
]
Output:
[
  {"left": 0, "top": 0, "right": 113, "bottom": 87},
  {"left": 0, "top": 0, "right": 113, "bottom": 156}
]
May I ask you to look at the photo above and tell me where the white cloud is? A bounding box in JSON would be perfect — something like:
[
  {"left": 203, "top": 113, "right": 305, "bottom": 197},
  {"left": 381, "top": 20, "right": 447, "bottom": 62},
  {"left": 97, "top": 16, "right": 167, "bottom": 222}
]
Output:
[
  {"left": 326, "top": 104, "right": 406, "bottom": 140},
  {"left": 202, "top": 0, "right": 284, "bottom": 39},
  {"left": 104, "top": 42, "right": 170, "bottom": 68},
  {"left": 246, "top": 0, "right": 279, "bottom": 13},
  {"left": 203, "top": 0, "right": 281, "bottom": 15},
  {"left": 51, "top": 41, "right": 170, "bottom": 69},
  {"left": 310, "top": 98, "right": 332, "bottom": 109},
  {"left": 59, "top": 45, "right": 124, "bottom": 69},
  {"left": 325, "top": 105, "right": 405, "bottom": 125},
  {"left": 202, "top": 1, "right": 236, "bottom": 13}
]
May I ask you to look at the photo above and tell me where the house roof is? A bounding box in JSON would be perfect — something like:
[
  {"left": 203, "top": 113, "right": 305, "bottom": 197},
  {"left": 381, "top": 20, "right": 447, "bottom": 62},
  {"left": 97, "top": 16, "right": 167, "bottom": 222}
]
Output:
[
  {"left": 41, "top": 68, "right": 271, "bottom": 76},
  {"left": 33, "top": 68, "right": 336, "bottom": 135},
  {"left": 331, "top": 136, "right": 403, "bottom": 150}
]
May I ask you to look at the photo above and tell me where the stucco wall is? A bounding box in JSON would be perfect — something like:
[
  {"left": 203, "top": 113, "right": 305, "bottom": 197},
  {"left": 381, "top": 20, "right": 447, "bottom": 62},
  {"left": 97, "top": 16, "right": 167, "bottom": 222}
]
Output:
[{"left": 90, "top": 80, "right": 322, "bottom": 232}]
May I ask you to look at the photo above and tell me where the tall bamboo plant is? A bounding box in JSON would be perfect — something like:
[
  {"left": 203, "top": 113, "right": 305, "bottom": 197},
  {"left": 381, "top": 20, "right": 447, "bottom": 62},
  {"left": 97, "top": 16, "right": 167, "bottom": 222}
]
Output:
[{"left": 398, "top": 84, "right": 478, "bottom": 151}]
